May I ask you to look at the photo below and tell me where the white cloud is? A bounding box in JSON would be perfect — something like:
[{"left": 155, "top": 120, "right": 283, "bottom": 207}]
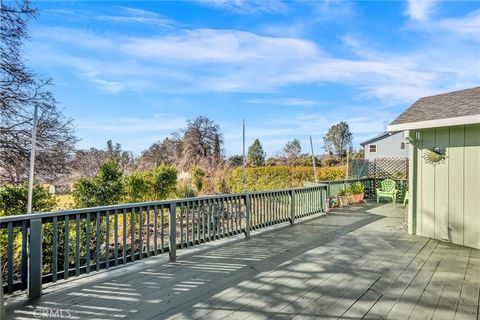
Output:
[
  {"left": 406, "top": 0, "right": 437, "bottom": 20},
  {"left": 96, "top": 7, "right": 180, "bottom": 27},
  {"left": 30, "top": 12, "right": 480, "bottom": 102},
  {"left": 198, "top": 0, "right": 288, "bottom": 15},
  {"left": 245, "top": 98, "right": 318, "bottom": 106},
  {"left": 438, "top": 9, "right": 480, "bottom": 40}
]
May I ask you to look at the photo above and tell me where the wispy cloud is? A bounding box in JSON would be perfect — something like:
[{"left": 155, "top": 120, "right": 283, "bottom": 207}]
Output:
[
  {"left": 437, "top": 9, "right": 480, "bottom": 40},
  {"left": 96, "top": 7, "right": 180, "bottom": 27},
  {"left": 405, "top": 0, "right": 438, "bottom": 20},
  {"left": 245, "top": 98, "right": 318, "bottom": 107},
  {"left": 198, "top": 0, "right": 288, "bottom": 15},
  {"left": 29, "top": 5, "right": 479, "bottom": 102}
]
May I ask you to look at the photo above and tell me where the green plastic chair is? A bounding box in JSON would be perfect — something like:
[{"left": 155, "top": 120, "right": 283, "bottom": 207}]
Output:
[
  {"left": 403, "top": 191, "right": 409, "bottom": 207},
  {"left": 376, "top": 179, "right": 398, "bottom": 204}
]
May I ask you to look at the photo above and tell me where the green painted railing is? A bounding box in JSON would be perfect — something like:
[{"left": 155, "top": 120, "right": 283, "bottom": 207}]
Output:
[{"left": 0, "top": 184, "right": 327, "bottom": 299}]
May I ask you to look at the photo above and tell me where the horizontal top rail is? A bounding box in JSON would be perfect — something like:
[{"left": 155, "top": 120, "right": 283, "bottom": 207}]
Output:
[{"left": 0, "top": 184, "right": 328, "bottom": 224}]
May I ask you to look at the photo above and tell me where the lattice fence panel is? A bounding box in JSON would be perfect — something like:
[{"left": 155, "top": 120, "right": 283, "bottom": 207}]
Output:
[{"left": 368, "top": 157, "right": 409, "bottom": 180}]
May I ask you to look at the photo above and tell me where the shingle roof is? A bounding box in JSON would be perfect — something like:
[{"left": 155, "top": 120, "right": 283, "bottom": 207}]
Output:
[{"left": 390, "top": 87, "right": 480, "bottom": 126}]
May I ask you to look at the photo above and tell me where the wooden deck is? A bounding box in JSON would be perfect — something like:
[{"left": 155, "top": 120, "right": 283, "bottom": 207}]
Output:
[{"left": 5, "top": 202, "right": 480, "bottom": 319}]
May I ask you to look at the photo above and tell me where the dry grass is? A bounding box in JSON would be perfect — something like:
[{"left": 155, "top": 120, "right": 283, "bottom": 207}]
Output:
[{"left": 55, "top": 194, "right": 74, "bottom": 210}]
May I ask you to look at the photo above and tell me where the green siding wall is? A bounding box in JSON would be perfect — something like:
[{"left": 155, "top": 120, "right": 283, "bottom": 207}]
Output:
[{"left": 410, "top": 124, "right": 480, "bottom": 249}]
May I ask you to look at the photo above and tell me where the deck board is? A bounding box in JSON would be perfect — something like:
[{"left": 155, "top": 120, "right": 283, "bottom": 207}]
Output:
[{"left": 4, "top": 202, "right": 479, "bottom": 320}]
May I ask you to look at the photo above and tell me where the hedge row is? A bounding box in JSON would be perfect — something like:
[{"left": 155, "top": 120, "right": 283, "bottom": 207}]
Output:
[{"left": 225, "top": 166, "right": 346, "bottom": 193}]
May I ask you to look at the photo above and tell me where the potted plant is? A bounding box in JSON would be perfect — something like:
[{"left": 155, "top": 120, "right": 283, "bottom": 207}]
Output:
[
  {"left": 350, "top": 181, "right": 365, "bottom": 203},
  {"left": 337, "top": 187, "right": 350, "bottom": 206}
]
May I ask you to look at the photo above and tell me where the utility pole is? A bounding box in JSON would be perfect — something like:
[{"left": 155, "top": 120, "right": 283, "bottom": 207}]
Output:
[
  {"left": 27, "top": 105, "right": 38, "bottom": 214},
  {"left": 310, "top": 136, "right": 318, "bottom": 184}
]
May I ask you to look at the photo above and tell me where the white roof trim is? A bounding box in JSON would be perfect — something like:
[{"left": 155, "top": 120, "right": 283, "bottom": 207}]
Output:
[{"left": 387, "top": 114, "right": 480, "bottom": 132}]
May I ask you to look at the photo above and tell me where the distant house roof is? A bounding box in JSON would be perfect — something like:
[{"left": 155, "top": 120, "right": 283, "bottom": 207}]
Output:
[
  {"left": 388, "top": 87, "right": 480, "bottom": 131},
  {"left": 360, "top": 131, "right": 401, "bottom": 147}
]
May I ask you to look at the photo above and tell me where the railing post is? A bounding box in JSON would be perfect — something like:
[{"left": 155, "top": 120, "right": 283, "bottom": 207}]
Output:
[
  {"left": 169, "top": 202, "right": 177, "bottom": 262},
  {"left": 0, "top": 252, "right": 5, "bottom": 319},
  {"left": 290, "top": 190, "right": 295, "bottom": 225},
  {"left": 322, "top": 187, "right": 327, "bottom": 213},
  {"left": 244, "top": 194, "right": 251, "bottom": 239},
  {"left": 28, "top": 218, "right": 42, "bottom": 299}
]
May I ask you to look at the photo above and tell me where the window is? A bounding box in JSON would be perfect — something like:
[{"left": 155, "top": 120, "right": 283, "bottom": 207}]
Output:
[
  {"left": 400, "top": 142, "right": 405, "bottom": 149},
  {"left": 369, "top": 144, "right": 377, "bottom": 153}
]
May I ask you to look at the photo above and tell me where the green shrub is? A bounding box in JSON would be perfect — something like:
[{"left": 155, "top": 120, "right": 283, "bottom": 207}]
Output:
[
  {"left": 73, "top": 158, "right": 124, "bottom": 208},
  {"left": 225, "top": 166, "right": 346, "bottom": 192}
]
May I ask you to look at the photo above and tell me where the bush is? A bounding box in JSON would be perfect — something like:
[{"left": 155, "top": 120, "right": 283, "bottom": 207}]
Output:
[
  {"left": 73, "top": 158, "right": 124, "bottom": 208},
  {"left": 147, "top": 164, "right": 177, "bottom": 200},
  {"left": 123, "top": 172, "right": 150, "bottom": 203},
  {"left": 225, "top": 166, "right": 346, "bottom": 192}
]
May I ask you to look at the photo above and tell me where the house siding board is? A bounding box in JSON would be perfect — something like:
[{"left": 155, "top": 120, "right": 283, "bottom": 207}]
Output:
[
  {"left": 364, "top": 132, "right": 408, "bottom": 160},
  {"left": 412, "top": 124, "right": 480, "bottom": 249},
  {"left": 463, "top": 124, "right": 480, "bottom": 249},
  {"left": 433, "top": 127, "right": 449, "bottom": 241},
  {"left": 420, "top": 128, "right": 436, "bottom": 239},
  {"left": 448, "top": 126, "right": 464, "bottom": 245}
]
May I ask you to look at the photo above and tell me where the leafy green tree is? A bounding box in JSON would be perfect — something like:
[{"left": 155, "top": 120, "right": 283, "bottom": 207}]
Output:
[
  {"left": 0, "top": 184, "right": 56, "bottom": 216},
  {"left": 147, "top": 164, "right": 177, "bottom": 200},
  {"left": 0, "top": 184, "right": 57, "bottom": 277},
  {"left": 247, "top": 139, "right": 266, "bottom": 166},
  {"left": 123, "top": 172, "right": 150, "bottom": 203},
  {"left": 283, "top": 139, "right": 302, "bottom": 165},
  {"left": 228, "top": 155, "right": 244, "bottom": 167},
  {"left": 323, "top": 121, "right": 353, "bottom": 157},
  {"left": 72, "top": 159, "right": 124, "bottom": 207}
]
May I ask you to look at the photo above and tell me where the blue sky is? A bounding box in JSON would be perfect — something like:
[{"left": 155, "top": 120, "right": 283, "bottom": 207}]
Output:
[{"left": 26, "top": 0, "right": 480, "bottom": 156}]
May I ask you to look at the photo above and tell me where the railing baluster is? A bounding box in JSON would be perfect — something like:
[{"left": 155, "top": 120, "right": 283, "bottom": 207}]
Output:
[
  {"left": 96, "top": 211, "right": 101, "bottom": 271},
  {"left": 191, "top": 202, "right": 196, "bottom": 243},
  {"left": 197, "top": 200, "right": 201, "bottom": 244},
  {"left": 52, "top": 216, "right": 58, "bottom": 281},
  {"left": 130, "top": 208, "right": 135, "bottom": 261},
  {"left": 114, "top": 209, "right": 119, "bottom": 265},
  {"left": 21, "top": 220, "right": 28, "bottom": 290},
  {"left": 202, "top": 199, "right": 206, "bottom": 242},
  {"left": 153, "top": 205, "right": 158, "bottom": 255},
  {"left": 75, "top": 214, "right": 80, "bottom": 277},
  {"left": 146, "top": 206, "right": 150, "bottom": 257},
  {"left": 138, "top": 207, "right": 143, "bottom": 260},
  {"left": 186, "top": 202, "right": 190, "bottom": 246},
  {"left": 160, "top": 205, "right": 165, "bottom": 253},
  {"left": 207, "top": 199, "right": 211, "bottom": 240},
  {"left": 64, "top": 215, "right": 70, "bottom": 279},
  {"left": 7, "top": 222, "right": 13, "bottom": 294},
  {"left": 102, "top": 213, "right": 109, "bottom": 262},
  {"left": 180, "top": 203, "right": 184, "bottom": 247},
  {"left": 86, "top": 213, "right": 90, "bottom": 273},
  {"left": 122, "top": 209, "right": 127, "bottom": 263}
]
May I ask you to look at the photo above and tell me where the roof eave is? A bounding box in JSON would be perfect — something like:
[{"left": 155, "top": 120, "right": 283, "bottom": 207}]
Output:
[{"left": 388, "top": 114, "right": 480, "bottom": 132}]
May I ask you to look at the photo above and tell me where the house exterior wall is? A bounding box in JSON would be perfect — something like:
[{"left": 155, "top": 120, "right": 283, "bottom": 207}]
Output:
[
  {"left": 364, "top": 132, "right": 408, "bottom": 160},
  {"left": 408, "top": 124, "right": 480, "bottom": 249}
]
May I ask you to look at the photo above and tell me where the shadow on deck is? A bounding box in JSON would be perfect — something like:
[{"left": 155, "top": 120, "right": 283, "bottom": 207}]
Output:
[{"left": 5, "top": 202, "right": 480, "bottom": 320}]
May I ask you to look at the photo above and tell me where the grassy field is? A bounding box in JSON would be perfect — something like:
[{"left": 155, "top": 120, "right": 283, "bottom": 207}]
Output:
[{"left": 55, "top": 194, "right": 74, "bottom": 210}]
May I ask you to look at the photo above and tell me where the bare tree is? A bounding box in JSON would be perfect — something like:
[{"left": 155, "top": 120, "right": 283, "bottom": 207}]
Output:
[
  {"left": 0, "top": 0, "right": 76, "bottom": 183},
  {"left": 178, "top": 116, "right": 224, "bottom": 168},
  {"left": 138, "top": 138, "right": 176, "bottom": 170}
]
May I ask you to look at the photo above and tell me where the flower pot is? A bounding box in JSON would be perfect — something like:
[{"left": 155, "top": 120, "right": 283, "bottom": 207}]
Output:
[
  {"left": 353, "top": 192, "right": 365, "bottom": 203},
  {"left": 338, "top": 195, "right": 349, "bottom": 206},
  {"left": 348, "top": 195, "right": 355, "bottom": 204}
]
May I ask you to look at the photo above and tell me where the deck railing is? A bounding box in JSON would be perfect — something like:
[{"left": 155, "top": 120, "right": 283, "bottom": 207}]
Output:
[{"left": 0, "top": 184, "right": 327, "bottom": 299}]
